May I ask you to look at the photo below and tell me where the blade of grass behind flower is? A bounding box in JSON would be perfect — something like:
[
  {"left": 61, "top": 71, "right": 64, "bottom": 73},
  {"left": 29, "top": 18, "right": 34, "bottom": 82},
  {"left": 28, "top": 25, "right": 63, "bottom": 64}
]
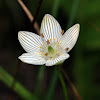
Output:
[
  {"left": 0, "top": 66, "right": 38, "bottom": 100},
  {"left": 67, "top": 0, "right": 80, "bottom": 28},
  {"left": 45, "top": 68, "right": 58, "bottom": 100},
  {"left": 35, "top": 65, "right": 45, "bottom": 97},
  {"left": 51, "top": 0, "right": 60, "bottom": 18},
  {"left": 56, "top": 67, "right": 69, "bottom": 100},
  {"left": 66, "top": 0, "right": 82, "bottom": 99}
]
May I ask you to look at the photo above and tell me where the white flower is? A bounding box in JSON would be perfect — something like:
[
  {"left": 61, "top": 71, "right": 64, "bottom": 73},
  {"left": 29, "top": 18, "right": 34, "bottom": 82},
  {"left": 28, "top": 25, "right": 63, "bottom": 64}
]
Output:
[{"left": 18, "top": 14, "right": 80, "bottom": 66}]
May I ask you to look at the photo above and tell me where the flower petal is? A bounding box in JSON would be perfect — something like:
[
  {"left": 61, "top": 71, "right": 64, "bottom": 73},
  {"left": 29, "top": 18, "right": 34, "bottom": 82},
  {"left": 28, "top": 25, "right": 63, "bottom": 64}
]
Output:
[
  {"left": 18, "top": 31, "right": 43, "bottom": 52},
  {"left": 40, "top": 14, "right": 62, "bottom": 41},
  {"left": 45, "top": 53, "right": 70, "bottom": 66},
  {"left": 61, "top": 24, "right": 80, "bottom": 52},
  {"left": 19, "top": 52, "right": 46, "bottom": 65}
]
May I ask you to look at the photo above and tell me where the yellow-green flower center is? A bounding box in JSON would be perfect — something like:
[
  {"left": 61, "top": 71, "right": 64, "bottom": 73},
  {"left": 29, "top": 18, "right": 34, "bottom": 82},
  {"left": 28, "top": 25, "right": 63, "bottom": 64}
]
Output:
[
  {"left": 48, "top": 46, "right": 55, "bottom": 55},
  {"left": 39, "top": 39, "right": 65, "bottom": 60}
]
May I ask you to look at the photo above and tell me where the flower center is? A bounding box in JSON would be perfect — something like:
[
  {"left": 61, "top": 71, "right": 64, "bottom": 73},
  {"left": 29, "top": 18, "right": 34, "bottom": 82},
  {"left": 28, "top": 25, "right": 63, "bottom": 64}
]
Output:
[
  {"left": 39, "top": 39, "right": 64, "bottom": 60},
  {"left": 48, "top": 46, "right": 55, "bottom": 55}
]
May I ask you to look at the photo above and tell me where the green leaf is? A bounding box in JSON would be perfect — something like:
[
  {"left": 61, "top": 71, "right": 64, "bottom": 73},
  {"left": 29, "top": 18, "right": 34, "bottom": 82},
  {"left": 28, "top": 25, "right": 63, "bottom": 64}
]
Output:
[{"left": 0, "top": 66, "right": 38, "bottom": 100}]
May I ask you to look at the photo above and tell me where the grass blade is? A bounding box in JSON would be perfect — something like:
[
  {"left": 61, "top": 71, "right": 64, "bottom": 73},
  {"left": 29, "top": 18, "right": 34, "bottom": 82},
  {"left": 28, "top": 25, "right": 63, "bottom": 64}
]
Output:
[
  {"left": 0, "top": 66, "right": 38, "bottom": 100},
  {"left": 52, "top": 0, "right": 60, "bottom": 18},
  {"left": 35, "top": 65, "right": 45, "bottom": 97},
  {"left": 67, "top": 0, "right": 80, "bottom": 28},
  {"left": 45, "top": 68, "right": 58, "bottom": 100},
  {"left": 56, "top": 67, "right": 69, "bottom": 100}
]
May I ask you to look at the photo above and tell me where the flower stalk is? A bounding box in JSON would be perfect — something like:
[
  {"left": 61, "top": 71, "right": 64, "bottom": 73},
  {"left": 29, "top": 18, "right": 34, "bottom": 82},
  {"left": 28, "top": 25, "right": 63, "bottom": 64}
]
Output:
[
  {"left": 56, "top": 66, "right": 69, "bottom": 100},
  {"left": 45, "top": 68, "right": 58, "bottom": 100},
  {"left": 35, "top": 65, "right": 46, "bottom": 97}
]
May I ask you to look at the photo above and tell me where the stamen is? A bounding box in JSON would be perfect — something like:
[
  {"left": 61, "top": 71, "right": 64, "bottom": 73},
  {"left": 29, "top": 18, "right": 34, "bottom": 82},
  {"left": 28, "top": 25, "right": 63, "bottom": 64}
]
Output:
[
  {"left": 47, "top": 40, "right": 50, "bottom": 44},
  {"left": 61, "top": 30, "right": 64, "bottom": 34},
  {"left": 41, "top": 33, "right": 44, "bottom": 38},
  {"left": 65, "top": 48, "right": 69, "bottom": 51},
  {"left": 40, "top": 47, "right": 41, "bottom": 48},
  {"left": 45, "top": 53, "right": 48, "bottom": 56}
]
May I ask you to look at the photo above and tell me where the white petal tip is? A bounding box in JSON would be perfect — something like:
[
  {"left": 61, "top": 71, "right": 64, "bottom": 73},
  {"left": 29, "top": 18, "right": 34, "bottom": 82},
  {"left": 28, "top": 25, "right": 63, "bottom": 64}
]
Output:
[
  {"left": 18, "top": 31, "right": 26, "bottom": 36},
  {"left": 18, "top": 53, "right": 46, "bottom": 65},
  {"left": 18, "top": 31, "right": 21, "bottom": 36},
  {"left": 75, "top": 24, "right": 80, "bottom": 28},
  {"left": 44, "top": 14, "right": 51, "bottom": 17},
  {"left": 18, "top": 56, "right": 27, "bottom": 64},
  {"left": 18, "top": 31, "right": 23, "bottom": 35},
  {"left": 18, "top": 55, "right": 23, "bottom": 62},
  {"left": 18, "top": 31, "right": 24, "bottom": 38}
]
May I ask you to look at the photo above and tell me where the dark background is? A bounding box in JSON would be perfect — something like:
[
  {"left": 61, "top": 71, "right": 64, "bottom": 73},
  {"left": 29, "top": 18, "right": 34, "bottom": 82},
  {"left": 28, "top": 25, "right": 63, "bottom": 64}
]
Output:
[{"left": 0, "top": 0, "right": 100, "bottom": 100}]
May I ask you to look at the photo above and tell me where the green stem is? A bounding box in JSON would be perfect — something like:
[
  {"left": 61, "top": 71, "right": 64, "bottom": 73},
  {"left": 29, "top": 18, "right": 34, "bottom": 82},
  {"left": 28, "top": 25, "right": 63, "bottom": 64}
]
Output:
[
  {"left": 35, "top": 65, "right": 45, "bottom": 97},
  {"left": 45, "top": 68, "right": 58, "bottom": 100},
  {"left": 56, "top": 67, "right": 69, "bottom": 100},
  {"left": 0, "top": 66, "right": 38, "bottom": 100}
]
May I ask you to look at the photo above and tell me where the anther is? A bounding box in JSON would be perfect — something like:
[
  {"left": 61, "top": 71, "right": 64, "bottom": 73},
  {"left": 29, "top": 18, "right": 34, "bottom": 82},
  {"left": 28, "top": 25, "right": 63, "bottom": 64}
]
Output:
[
  {"left": 47, "top": 40, "right": 50, "bottom": 44},
  {"left": 61, "top": 30, "right": 64, "bottom": 34},
  {"left": 41, "top": 33, "right": 44, "bottom": 38},
  {"left": 65, "top": 48, "right": 69, "bottom": 51},
  {"left": 45, "top": 53, "right": 48, "bottom": 56}
]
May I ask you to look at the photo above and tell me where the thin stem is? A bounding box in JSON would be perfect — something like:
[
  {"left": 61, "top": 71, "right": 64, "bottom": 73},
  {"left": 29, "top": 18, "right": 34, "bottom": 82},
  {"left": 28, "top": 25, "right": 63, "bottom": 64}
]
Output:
[
  {"left": 45, "top": 68, "right": 58, "bottom": 100},
  {"left": 31, "top": 0, "right": 43, "bottom": 26},
  {"left": 60, "top": 67, "right": 82, "bottom": 100},
  {"left": 56, "top": 67, "right": 69, "bottom": 100},
  {"left": 17, "top": 0, "right": 40, "bottom": 34},
  {"left": 18, "top": 0, "right": 33, "bottom": 21},
  {"left": 35, "top": 65, "right": 45, "bottom": 97}
]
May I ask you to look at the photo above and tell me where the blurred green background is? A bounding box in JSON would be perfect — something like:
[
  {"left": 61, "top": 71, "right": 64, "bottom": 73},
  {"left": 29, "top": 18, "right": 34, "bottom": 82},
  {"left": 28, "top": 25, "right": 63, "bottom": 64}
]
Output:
[{"left": 0, "top": 0, "right": 100, "bottom": 100}]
